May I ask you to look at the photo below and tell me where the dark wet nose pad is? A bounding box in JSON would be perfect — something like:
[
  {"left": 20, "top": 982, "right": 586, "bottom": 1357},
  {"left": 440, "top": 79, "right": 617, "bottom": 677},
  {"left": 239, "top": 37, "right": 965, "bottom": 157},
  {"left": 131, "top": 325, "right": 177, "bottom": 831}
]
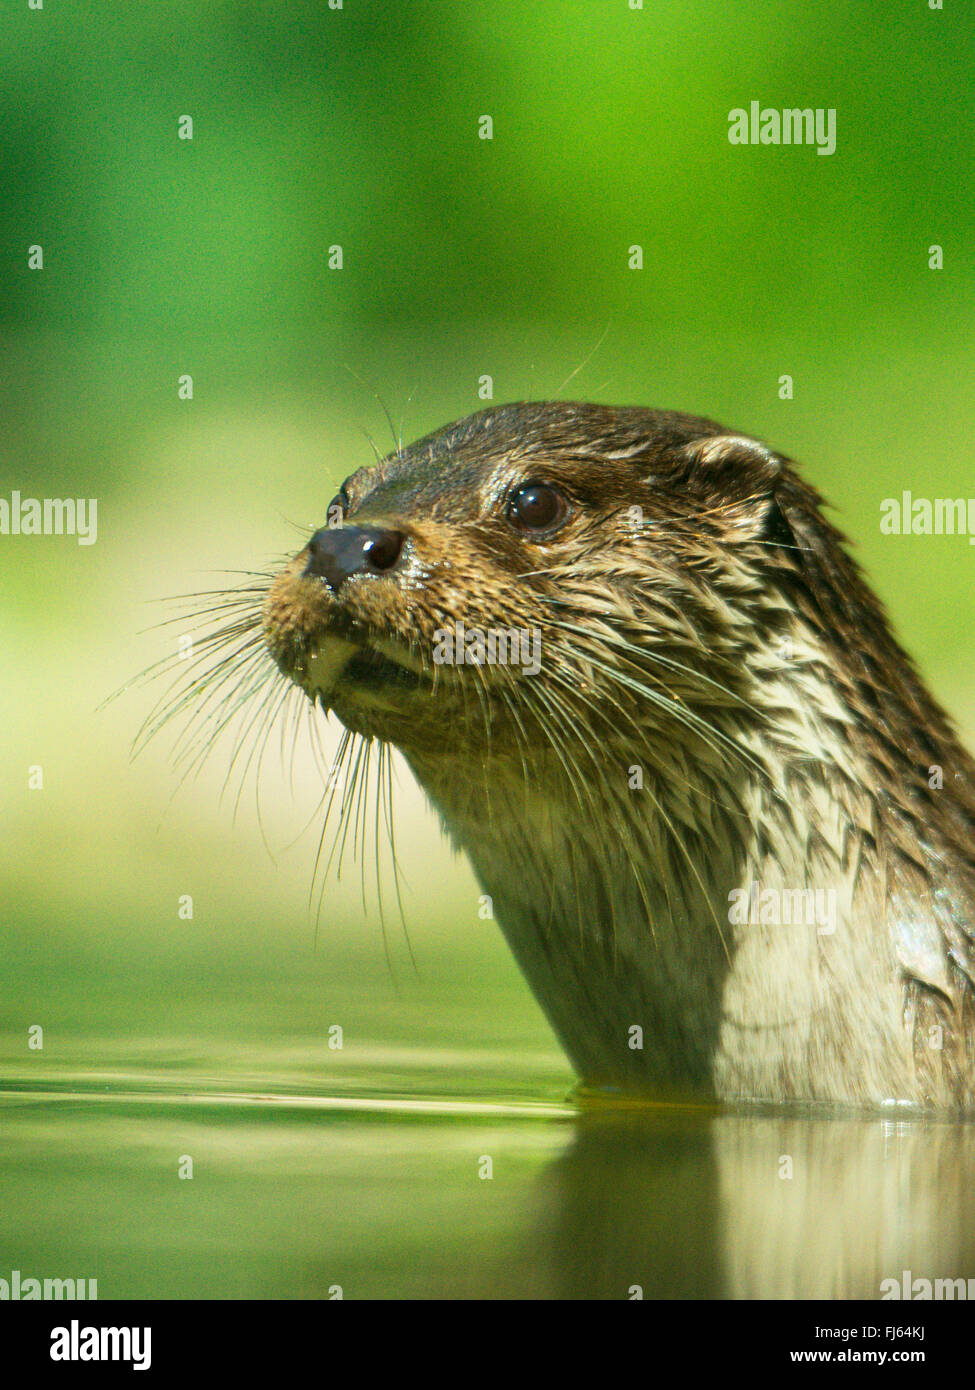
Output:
[{"left": 303, "top": 524, "right": 404, "bottom": 592}]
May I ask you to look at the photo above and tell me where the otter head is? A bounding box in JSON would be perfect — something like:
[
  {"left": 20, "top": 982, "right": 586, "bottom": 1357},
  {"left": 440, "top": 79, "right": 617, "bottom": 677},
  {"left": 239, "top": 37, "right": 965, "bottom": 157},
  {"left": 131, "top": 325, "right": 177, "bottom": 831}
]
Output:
[{"left": 263, "top": 401, "right": 790, "bottom": 810}]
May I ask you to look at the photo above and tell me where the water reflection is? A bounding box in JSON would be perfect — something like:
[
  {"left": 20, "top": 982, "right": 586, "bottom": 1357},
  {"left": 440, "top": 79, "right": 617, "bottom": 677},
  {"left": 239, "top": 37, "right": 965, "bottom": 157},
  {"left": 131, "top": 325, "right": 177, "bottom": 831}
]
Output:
[{"left": 538, "top": 1105, "right": 975, "bottom": 1299}]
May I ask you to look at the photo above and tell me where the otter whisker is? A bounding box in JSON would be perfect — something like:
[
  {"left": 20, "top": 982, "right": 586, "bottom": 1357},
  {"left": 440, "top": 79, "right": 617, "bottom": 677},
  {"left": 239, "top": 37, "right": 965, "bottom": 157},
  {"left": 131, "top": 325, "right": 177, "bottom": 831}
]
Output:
[
  {"left": 158, "top": 646, "right": 274, "bottom": 766},
  {"left": 515, "top": 678, "right": 632, "bottom": 957},
  {"left": 552, "top": 322, "right": 611, "bottom": 400},
  {"left": 379, "top": 742, "right": 414, "bottom": 964},
  {"left": 115, "top": 616, "right": 265, "bottom": 707},
  {"left": 343, "top": 363, "right": 405, "bottom": 459},
  {"left": 358, "top": 426, "right": 384, "bottom": 464},
  {"left": 310, "top": 728, "right": 358, "bottom": 936},
  {"left": 527, "top": 666, "right": 715, "bottom": 948},
  {"left": 541, "top": 660, "right": 733, "bottom": 957},
  {"left": 541, "top": 611, "right": 776, "bottom": 767},
  {"left": 353, "top": 736, "right": 372, "bottom": 904},
  {"left": 141, "top": 595, "right": 271, "bottom": 626},
  {"left": 542, "top": 651, "right": 755, "bottom": 827},
  {"left": 225, "top": 672, "right": 296, "bottom": 820},
  {"left": 325, "top": 734, "right": 369, "bottom": 886},
  {"left": 131, "top": 639, "right": 270, "bottom": 762},
  {"left": 537, "top": 618, "right": 775, "bottom": 788},
  {"left": 539, "top": 599, "right": 760, "bottom": 705},
  {"left": 170, "top": 667, "right": 285, "bottom": 789},
  {"left": 273, "top": 706, "right": 347, "bottom": 857}
]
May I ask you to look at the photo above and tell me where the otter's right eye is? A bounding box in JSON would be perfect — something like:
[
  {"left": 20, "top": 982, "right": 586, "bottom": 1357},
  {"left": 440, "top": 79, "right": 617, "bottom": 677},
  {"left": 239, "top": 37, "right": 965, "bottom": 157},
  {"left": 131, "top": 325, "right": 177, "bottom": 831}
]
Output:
[{"left": 506, "top": 482, "right": 568, "bottom": 536}]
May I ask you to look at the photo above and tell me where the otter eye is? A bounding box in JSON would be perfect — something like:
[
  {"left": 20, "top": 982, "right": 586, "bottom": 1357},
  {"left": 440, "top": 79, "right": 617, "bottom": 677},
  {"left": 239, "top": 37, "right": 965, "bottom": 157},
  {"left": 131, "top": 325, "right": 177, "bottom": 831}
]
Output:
[{"left": 506, "top": 482, "right": 568, "bottom": 535}]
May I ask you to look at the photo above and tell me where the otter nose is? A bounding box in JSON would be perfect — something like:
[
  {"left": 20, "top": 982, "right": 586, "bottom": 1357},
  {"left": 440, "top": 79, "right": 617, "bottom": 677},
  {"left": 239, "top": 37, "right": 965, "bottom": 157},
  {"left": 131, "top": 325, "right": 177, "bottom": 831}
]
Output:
[{"left": 303, "top": 524, "right": 404, "bottom": 592}]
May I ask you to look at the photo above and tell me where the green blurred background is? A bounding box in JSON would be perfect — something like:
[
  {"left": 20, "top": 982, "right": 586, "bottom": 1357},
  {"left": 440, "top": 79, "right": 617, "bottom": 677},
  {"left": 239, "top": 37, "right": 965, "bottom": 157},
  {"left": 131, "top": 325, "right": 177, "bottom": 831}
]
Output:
[{"left": 2, "top": 0, "right": 974, "bottom": 1298}]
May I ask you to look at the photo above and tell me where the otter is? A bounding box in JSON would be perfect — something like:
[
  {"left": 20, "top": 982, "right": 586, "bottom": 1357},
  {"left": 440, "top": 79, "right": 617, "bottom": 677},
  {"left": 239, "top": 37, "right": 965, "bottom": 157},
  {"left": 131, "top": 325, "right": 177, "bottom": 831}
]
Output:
[{"left": 257, "top": 401, "right": 975, "bottom": 1109}]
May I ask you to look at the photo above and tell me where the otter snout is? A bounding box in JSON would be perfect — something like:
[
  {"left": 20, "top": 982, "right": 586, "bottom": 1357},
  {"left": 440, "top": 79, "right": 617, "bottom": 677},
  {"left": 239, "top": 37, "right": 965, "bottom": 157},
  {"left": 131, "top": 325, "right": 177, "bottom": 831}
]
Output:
[{"left": 304, "top": 523, "right": 405, "bottom": 592}]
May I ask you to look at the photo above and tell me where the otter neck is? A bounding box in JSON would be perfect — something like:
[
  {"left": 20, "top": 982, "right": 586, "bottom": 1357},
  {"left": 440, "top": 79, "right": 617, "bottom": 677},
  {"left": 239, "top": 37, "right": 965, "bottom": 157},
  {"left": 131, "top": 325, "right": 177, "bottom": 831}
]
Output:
[{"left": 398, "top": 629, "right": 971, "bottom": 1107}]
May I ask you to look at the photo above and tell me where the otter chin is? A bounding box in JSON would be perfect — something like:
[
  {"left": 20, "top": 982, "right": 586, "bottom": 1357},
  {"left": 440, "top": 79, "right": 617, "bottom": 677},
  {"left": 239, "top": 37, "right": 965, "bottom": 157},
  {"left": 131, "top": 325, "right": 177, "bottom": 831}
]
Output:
[{"left": 261, "top": 401, "right": 975, "bottom": 1110}]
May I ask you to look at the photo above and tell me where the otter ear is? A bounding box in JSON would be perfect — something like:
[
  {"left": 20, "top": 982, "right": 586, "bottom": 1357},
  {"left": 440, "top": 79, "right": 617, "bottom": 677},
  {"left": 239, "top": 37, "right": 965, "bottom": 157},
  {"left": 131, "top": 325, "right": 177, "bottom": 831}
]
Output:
[{"left": 678, "top": 434, "right": 783, "bottom": 540}]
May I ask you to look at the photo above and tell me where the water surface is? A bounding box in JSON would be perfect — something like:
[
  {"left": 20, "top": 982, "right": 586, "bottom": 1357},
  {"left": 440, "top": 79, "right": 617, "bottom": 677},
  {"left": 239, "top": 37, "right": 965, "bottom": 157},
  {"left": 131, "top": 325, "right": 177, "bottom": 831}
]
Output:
[{"left": 3, "top": 1044, "right": 974, "bottom": 1300}]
